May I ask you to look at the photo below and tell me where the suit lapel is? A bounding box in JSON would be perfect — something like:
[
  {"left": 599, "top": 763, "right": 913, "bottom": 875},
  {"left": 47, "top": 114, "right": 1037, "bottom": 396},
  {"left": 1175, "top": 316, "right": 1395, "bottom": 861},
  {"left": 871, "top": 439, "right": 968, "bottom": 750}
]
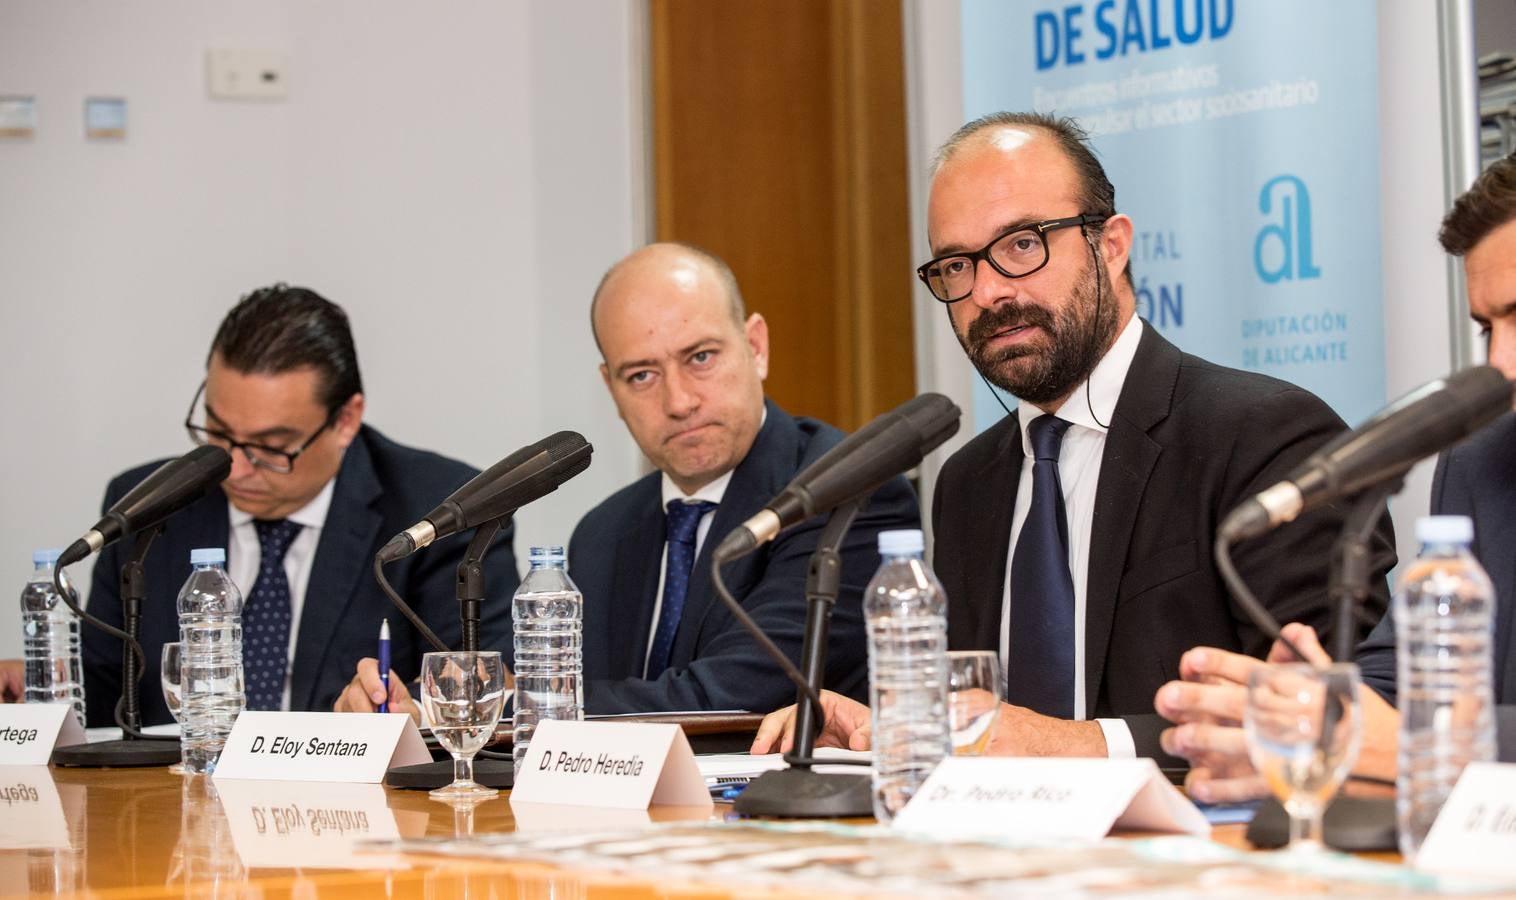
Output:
[
  {"left": 1471, "top": 423, "right": 1516, "bottom": 703},
  {"left": 966, "top": 421, "right": 1023, "bottom": 651},
  {"left": 289, "top": 436, "right": 383, "bottom": 710},
  {"left": 1083, "top": 325, "right": 1173, "bottom": 714},
  {"left": 679, "top": 401, "right": 797, "bottom": 659},
  {"left": 605, "top": 485, "right": 667, "bottom": 679}
]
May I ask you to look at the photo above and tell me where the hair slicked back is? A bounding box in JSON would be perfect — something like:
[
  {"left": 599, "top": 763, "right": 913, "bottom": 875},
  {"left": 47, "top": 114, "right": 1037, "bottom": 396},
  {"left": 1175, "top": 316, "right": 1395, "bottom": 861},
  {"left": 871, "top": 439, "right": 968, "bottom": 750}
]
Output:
[{"left": 209, "top": 283, "right": 363, "bottom": 411}]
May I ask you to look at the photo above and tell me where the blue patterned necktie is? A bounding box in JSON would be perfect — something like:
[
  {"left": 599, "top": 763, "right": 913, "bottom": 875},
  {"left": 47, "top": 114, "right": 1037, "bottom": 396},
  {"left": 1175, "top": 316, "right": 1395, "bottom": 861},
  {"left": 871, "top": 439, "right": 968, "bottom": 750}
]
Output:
[
  {"left": 646, "top": 499, "right": 718, "bottom": 679},
  {"left": 244, "top": 518, "right": 302, "bottom": 711},
  {"left": 1007, "top": 414, "right": 1077, "bottom": 718}
]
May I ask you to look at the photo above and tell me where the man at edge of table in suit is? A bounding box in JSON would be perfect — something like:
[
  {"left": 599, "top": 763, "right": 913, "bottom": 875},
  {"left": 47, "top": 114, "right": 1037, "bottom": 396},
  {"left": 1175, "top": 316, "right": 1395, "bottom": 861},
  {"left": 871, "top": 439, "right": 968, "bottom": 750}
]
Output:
[
  {"left": 1154, "top": 152, "right": 1516, "bottom": 804},
  {"left": 337, "top": 243, "right": 920, "bottom": 716},
  {"left": 0, "top": 285, "right": 519, "bottom": 725},
  {"left": 753, "top": 111, "right": 1394, "bottom": 761}
]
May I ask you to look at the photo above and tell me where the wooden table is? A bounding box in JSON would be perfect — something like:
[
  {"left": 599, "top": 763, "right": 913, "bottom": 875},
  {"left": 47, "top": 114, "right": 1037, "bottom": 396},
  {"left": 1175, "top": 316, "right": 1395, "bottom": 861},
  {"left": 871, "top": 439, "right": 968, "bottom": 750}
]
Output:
[{"left": 0, "top": 765, "right": 1390, "bottom": 898}]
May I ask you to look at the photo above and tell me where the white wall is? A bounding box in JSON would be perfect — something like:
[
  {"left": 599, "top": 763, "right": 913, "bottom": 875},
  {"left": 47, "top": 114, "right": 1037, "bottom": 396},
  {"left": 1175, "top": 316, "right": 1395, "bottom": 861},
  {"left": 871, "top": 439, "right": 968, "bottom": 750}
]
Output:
[
  {"left": 1378, "top": 2, "right": 1460, "bottom": 572},
  {"left": 0, "top": 1, "right": 645, "bottom": 658}
]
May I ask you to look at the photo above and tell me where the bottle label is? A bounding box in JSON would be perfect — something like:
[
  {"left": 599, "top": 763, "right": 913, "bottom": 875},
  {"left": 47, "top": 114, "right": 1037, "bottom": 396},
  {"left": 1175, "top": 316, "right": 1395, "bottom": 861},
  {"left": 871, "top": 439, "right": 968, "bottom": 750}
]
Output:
[
  {"left": 0, "top": 704, "right": 85, "bottom": 765},
  {"left": 509, "top": 719, "right": 712, "bottom": 811},
  {"left": 213, "top": 712, "right": 431, "bottom": 783}
]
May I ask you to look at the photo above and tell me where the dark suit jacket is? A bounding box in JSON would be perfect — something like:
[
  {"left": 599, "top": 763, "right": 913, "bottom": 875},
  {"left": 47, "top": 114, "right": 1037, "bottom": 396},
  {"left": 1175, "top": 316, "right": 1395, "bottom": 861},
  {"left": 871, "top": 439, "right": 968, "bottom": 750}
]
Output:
[
  {"left": 559, "top": 400, "right": 920, "bottom": 714},
  {"left": 931, "top": 323, "right": 1395, "bottom": 761},
  {"left": 81, "top": 425, "right": 518, "bottom": 726},
  {"left": 1357, "top": 411, "right": 1516, "bottom": 760}
]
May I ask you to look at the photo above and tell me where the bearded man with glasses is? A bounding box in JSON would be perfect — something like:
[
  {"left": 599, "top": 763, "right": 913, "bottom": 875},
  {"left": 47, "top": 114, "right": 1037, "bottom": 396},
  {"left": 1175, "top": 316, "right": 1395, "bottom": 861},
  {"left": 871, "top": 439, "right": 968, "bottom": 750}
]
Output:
[
  {"left": 23, "top": 285, "right": 519, "bottom": 725},
  {"left": 754, "top": 111, "right": 1394, "bottom": 764}
]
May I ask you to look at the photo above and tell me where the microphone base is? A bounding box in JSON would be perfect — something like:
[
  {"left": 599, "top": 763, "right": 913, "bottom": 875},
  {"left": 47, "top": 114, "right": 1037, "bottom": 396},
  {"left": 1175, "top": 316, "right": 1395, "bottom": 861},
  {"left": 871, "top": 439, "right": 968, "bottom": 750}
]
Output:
[
  {"left": 52, "top": 738, "right": 182, "bottom": 768},
  {"left": 732, "top": 768, "right": 874, "bottom": 819},
  {"left": 1245, "top": 794, "right": 1396, "bottom": 851},
  {"left": 387, "top": 757, "right": 515, "bottom": 791}
]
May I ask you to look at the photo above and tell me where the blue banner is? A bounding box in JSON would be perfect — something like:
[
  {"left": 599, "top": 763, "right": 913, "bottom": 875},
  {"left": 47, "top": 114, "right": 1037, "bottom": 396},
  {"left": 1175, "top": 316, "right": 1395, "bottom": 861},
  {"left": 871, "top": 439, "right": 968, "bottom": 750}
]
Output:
[{"left": 961, "top": 0, "right": 1384, "bottom": 432}]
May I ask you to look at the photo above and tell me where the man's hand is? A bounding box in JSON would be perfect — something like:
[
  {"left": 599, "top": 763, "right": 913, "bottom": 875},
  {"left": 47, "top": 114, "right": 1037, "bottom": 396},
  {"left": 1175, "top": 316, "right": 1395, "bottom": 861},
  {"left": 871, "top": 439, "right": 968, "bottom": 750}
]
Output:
[
  {"left": 1153, "top": 622, "right": 1398, "bottom": 803},
  {"left": 334, "top": 657, "right": 420, "bottom": 723},
  {"left": 987, "top": 703, "right": 1108, "bottom": 757},
  {"left": 0, "top": 660, "right": 24, "bottom": 702},
  {"left": 751, "top": 690, "right": 872, "bottom": 754}
]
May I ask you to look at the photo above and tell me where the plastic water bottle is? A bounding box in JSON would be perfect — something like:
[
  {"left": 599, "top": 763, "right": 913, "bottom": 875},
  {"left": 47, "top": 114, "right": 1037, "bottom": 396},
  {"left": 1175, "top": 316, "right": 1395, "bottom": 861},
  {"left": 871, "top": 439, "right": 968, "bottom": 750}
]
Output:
[
  {"left": 21, "top": 549, "right": 85, "bottom": 727},
  {"left": 512, "top": 546, "right": 584, "bottom": 766},
  {"left": 864, "top": 529, "right": 950, "bottom": 822},
  {"left": 176, "top": 548, "right": 245, "bottom": 774},
  {"left": 1395, "top": 515, "right": 1497, "bottom": 858}
]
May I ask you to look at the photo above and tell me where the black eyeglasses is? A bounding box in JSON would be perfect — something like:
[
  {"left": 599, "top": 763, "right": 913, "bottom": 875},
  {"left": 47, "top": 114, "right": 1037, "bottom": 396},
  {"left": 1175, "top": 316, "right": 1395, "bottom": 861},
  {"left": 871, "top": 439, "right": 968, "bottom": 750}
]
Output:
[
  {"left": 183, "top": 381, "right": 339, "bottom": 474},
  {"left": 916, "top": 214, "right": 1102, "bottom": 303}
]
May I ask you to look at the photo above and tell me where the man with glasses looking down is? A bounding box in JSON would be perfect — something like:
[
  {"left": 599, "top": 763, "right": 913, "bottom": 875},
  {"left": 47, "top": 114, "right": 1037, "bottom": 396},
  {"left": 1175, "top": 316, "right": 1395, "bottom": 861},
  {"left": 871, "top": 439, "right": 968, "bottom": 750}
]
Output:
[
  {"left": 0, "top": 285, "right": 518, "bottom": 723},
  {"left": 753, "top": 111, "right": 1393, "bottom": 762}
]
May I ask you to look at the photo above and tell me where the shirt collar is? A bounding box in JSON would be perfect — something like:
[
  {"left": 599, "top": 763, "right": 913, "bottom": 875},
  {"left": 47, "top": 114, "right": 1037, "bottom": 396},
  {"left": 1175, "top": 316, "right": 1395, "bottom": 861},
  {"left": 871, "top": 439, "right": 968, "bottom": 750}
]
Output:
[
  {"left": 661, "top": 468, "right": 734, "bottom": 508},
  {"left": 228, "top": 477, "right": 337, "bottom": 529},
  {"left": 1017, "top": 314, "right": 1144, "bottom": 454}
]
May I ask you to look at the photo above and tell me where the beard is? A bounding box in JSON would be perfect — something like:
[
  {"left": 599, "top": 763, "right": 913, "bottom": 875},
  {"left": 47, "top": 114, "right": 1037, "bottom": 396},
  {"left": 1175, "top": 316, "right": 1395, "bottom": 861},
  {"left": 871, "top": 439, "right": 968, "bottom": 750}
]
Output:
[{"left": 955, "top": 261, "right": 1121, "bottom": 406}]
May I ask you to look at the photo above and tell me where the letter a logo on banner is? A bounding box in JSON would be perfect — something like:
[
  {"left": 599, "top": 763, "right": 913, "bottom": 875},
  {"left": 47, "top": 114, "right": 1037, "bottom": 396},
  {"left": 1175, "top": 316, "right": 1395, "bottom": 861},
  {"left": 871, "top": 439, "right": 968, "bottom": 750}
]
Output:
[{"left": 1255, "top": 174, "right": 1322, "bottom": 284}]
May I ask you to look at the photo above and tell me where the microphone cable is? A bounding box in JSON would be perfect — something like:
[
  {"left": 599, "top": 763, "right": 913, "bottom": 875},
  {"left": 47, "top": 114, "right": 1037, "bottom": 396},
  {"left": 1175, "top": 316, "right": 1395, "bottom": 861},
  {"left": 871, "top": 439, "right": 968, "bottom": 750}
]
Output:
[
  {"left": 373, "top": 555, "right": 449, "bottom": 654},
  {"left": 51, "top": 562, "right": 175, "bottom": 741},
  {"left": 709, "top": 545, "right": 824, "bottom": 726}
]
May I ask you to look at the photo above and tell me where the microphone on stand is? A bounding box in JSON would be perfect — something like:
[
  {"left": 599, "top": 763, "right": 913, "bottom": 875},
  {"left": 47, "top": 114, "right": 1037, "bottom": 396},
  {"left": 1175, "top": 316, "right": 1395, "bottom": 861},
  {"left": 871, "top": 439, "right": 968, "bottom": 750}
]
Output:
[
  {"left": 52, "top": 445, "right": 232, "bottom": 768},
  {"left": 378, "top": 432, "right": 593, "bottom": 793},
  {"left": 707, "top": 393, "right": 961, "bottom": 819}
]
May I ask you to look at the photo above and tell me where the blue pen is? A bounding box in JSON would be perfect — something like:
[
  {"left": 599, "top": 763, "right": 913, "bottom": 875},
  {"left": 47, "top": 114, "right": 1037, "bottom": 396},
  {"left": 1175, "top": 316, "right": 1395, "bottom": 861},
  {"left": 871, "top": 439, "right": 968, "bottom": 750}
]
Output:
[{"left": 377, "top": 618, "right": 391, "bottom": 714}]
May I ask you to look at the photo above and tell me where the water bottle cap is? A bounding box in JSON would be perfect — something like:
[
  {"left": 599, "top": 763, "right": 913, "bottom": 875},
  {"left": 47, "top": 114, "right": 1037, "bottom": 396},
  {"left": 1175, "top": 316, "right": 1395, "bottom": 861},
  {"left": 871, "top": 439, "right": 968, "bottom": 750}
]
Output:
[
  {"left": 877, "top": 529, "right": 924, "bottom": 556},
  {"left": 1416, "top": 515, "right": 1474, "bottom": 546},
  {"left": 32, "top": 548, "right": 61, "bottom": 568},
  {"left": 190, "top": 547, "right": 226, "bottom": 565},
  {"left": 528, "top": 546, "right": 567, "bottom": 562}
]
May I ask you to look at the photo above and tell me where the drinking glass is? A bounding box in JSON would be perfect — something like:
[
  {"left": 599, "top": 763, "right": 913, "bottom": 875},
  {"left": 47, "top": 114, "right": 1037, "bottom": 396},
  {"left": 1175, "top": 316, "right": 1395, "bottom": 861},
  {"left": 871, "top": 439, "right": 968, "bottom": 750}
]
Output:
[
  {"left": 160, "top": 642, "right": 187, "bottom": 775},
  {"left": 1244, "top": 662, "right": 1363, "bottom": 852},
  {"left": 947, "top": 650, "right": 1002, "bottom": 756},
  {"left": 419, "top": 651, "right": 506, "bottom": 800}
]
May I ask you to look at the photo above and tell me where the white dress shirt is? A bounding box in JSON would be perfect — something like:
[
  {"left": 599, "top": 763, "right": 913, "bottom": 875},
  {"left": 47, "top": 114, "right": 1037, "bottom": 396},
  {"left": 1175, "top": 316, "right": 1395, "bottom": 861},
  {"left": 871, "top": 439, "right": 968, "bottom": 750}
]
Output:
[
  {"left": 642, "top": 470, "right": 734, "bottom": 676},
  {"left": 999, "top": 314, "right": 1144, "bottom": 758},
  {"left": 226, "top": 478, "right": 336, "bottom": 711}
]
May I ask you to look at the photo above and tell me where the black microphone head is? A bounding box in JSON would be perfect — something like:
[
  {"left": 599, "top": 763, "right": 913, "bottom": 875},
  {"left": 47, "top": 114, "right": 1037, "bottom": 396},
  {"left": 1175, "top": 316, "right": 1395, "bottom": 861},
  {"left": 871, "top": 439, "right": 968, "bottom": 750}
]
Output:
[
  {"left": 93, "top": 445, "right": 232, "bottom": 548},
  {"left": 772, "top": 392, "right": 961, "bottom": 525},
  {"left": 1306, "top": 365, "right": 1512, "bottom": 500},
  {"left": 423, "top": 431, "right": 593, "bottom": 538},
  {"left": 540, "top": 430, "right": 593, "bottom": 483}
]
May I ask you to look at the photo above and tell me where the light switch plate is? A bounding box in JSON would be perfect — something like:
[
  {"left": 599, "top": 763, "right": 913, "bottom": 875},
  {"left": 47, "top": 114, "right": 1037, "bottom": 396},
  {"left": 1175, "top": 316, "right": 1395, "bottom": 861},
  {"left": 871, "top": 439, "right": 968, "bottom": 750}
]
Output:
[{"left": 207, "top": 49, "right": 289, "bottom": 100}]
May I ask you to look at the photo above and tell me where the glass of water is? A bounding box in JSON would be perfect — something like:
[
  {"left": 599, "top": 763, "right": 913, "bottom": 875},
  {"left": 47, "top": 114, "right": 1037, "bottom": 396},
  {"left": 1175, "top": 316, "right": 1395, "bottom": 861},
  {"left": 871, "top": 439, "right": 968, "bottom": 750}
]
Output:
[
  {"left": 1244, "top": 662, "right": 1363, "bottom": 852},
  {"left": 419, "top": 651, "right": 506, "bottom": 801},
  {"left": 160, "top": 642, "right": 187, "bottom": 775},
  {"left": 947, "top": 650, "right": 1002, "bottom": 756}
]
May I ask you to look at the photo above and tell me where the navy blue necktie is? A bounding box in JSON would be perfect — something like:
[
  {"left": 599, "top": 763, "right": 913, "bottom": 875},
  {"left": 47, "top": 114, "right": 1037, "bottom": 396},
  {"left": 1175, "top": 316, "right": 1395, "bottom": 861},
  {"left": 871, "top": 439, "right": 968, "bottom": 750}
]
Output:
[
  {"left": 244, "top": 519, "right": 301, "bottom": 711},
  {"left": 647, "top": 499, "right": 718, "bottom": 679},
  {"left": 1008, "top": 415, "right": 1077, "bottom": 718}
]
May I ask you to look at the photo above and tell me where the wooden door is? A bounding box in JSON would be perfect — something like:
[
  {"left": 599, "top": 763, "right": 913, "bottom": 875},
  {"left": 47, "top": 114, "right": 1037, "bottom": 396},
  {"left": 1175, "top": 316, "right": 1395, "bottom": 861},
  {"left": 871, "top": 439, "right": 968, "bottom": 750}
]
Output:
[{"left": 650, "top": 0, "right": 917, "bottom": 431}]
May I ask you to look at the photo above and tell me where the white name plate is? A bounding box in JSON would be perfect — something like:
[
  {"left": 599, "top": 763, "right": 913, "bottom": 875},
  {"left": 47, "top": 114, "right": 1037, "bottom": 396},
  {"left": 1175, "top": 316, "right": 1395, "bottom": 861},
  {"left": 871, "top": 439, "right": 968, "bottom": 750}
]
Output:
[
  {"left": 892, "top": 757, "right": 1209, "bottom": 842},
  {"left": 510, "top": 719, "right": 713, "bottom": 810},
  {"left": 213, "top": 712, "right": 430, "bottom": 783},
  {"left": 214, "top": 779, "right": 410, "bottom": 870},
  {"left": 1417, "top": 761, "right": 1516, "bottom": 878},
  {"left": 0, "top": 704, "right": 85, "bottom": 765},
  {"left": 0, "top": 766, "right": 72, "bottom": 848}
]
